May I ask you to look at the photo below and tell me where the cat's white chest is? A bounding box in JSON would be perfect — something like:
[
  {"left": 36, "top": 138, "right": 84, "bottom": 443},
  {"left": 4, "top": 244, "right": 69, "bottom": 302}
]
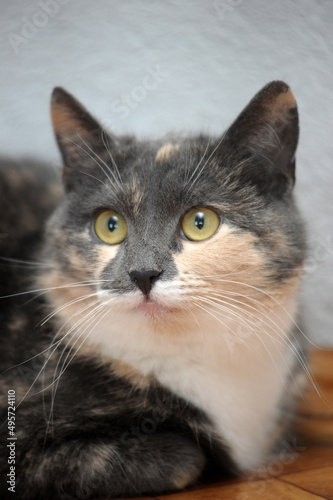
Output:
[
  {"left": 147, "top": 336, "right": 293, "bottom": 470},
  {"left": 87, "top": 301, "right": 298, "bottom": 471}
]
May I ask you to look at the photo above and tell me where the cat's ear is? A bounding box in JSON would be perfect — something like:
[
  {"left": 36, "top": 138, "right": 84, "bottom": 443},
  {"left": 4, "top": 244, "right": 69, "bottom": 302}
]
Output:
[
  {"left": 51, "top": 87, "right": 112, "bottom": 189},
  {"left": 222, "top": 81, "right": 299, "bottom": 198}
]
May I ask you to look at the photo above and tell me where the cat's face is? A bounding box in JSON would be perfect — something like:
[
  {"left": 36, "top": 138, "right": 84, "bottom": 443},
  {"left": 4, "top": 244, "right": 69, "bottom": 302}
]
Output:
[{"left": 40, "top": 82, "right": 305, "bottom": 338}]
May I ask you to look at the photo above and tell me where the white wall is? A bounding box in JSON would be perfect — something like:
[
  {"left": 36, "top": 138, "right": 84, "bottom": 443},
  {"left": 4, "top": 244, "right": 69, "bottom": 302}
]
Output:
[{"left": 1, "top": 0, "right": 332, "bottom": 343}]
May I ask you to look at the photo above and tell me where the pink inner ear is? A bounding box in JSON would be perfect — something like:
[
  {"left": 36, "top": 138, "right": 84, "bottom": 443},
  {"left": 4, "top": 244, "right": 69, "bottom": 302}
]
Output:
[
  {"left": 50, "top": 87, "right": 111, "bottom": 190},
  {"left": 51, "top": 105, "right": 78, "bottom": 138},
  {"left": 51, "top": 86, "right": 101, "bottom": 139}
]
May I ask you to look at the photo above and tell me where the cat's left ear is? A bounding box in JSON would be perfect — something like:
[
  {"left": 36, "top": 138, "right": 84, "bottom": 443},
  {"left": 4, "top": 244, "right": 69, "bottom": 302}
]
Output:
[
  {"left": 222, "top": 81, "right": 299, "bottom": 198},
  {"left": 51, "top": 87, "right": 113, "bottom": 189}
]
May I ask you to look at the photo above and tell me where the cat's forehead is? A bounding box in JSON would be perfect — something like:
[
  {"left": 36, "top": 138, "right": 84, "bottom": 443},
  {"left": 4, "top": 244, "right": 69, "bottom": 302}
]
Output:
[
  {"left": 115, "top": 136, "right": 219, "bottom": 211},
  {"left": 69, "top": 135, "right": 219, "bottom": 223},
  {"left": 117, "top": 135, "right": 215, "bottom": 192},
  {"left": 154, "top": 142, "right": 180, "bottom": 163},
  {"left": 122, "top": 135, "right": 209, "bottom": 173}
]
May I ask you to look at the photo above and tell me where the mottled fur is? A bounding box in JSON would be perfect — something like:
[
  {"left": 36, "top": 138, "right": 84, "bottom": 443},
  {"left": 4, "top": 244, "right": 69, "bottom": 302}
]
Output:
[{"left": 0, "top": 82, "right": 307, "bottom": 499}]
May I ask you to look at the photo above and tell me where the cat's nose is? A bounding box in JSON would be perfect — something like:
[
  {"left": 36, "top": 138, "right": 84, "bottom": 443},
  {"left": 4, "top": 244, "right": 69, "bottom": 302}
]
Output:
[{"left": 129, "top": 269, "right": 162, "bottom": 297}]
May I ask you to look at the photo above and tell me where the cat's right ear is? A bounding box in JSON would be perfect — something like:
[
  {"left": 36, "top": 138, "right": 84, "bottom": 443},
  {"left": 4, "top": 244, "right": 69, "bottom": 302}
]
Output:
[{"left": 51, "top": 87, "right": 112, "bottom": 189}]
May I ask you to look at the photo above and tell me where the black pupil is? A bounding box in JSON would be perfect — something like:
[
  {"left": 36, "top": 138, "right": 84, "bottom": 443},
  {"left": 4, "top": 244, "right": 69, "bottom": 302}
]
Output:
[
  {"left": 195, "top": 212, "right": 205, "bottom": 230},
  {"left": 108, "top": 216, "right": 119, "bottom": 232}
]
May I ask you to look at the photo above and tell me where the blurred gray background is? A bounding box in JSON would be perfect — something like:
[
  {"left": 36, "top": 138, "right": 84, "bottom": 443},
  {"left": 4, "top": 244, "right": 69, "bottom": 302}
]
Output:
[{"left": 1, "top": 0, "right": 332, "bottom": 344}]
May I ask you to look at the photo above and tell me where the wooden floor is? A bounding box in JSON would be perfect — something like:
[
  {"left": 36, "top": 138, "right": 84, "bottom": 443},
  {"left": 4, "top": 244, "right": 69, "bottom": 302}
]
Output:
[{"left": 111, "top": 349, "right": 333, "bottom": 500}]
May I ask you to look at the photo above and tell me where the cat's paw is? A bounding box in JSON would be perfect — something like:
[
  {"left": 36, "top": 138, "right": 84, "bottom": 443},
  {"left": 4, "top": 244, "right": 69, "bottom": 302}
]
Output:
[
  {"left": 171, "top": 460, "right": 205, "bottom": 490},
  {"left": 163, "top": 436, "right": 206, "bottom": 491},
  {"left": 19, "top": 433, "right": 206, "bottom": 499},
  {"left": 115, "top": 431, "right": 206, "bottom": 496}
]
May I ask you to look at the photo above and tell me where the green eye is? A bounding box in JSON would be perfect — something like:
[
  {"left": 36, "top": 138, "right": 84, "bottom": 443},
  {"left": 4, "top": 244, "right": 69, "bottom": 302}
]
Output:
[
  {"left": 94, "top": 210, "right": 127, "bottom": 245},
  {"left": 181, "top": 208, "right": 220, "bottom": 241}
]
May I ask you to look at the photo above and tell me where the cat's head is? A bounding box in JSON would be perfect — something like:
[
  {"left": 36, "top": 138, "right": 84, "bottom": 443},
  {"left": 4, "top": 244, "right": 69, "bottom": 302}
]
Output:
[{"left": 40, "top": 81, "right": 305, "bottom": 341}]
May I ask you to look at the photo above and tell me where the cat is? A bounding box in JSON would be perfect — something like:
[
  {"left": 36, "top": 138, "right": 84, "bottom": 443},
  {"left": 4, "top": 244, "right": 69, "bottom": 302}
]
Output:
[{"left": 0, "top": 81, "right": 307, "bottom": 500}]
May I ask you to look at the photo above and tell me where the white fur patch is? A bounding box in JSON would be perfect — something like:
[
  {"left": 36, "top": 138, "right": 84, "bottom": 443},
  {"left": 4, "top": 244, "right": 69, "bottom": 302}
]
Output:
[{"left": 68, "top": 279, "right": 301, "bottom": 471}]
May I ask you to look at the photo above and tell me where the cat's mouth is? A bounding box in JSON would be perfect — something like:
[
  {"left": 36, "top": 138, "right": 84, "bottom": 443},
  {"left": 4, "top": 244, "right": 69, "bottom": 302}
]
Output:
[{"left": 137, "top": 298, "right": 177, "bottom": 319}]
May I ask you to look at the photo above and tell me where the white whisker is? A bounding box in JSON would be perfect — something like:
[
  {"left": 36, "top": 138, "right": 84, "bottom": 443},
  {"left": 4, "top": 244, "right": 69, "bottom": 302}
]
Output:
[
  {"left": 76, "top": 131, "right": 123, "bottom": 192},
  {"left": 185, "top": 137, "right": 210, "bottom": 185},
  {"left": 0, "top": 279, "right": 107, "bottom": 300},
  {"left": 101, "top": 129, "right": 123, "bottom": 188},
  {"left": 0, "top": 256, "right": 51, "bottom": 268},
  {"left": 194, "top": 295, "right": 305, "bottom": 400}
]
